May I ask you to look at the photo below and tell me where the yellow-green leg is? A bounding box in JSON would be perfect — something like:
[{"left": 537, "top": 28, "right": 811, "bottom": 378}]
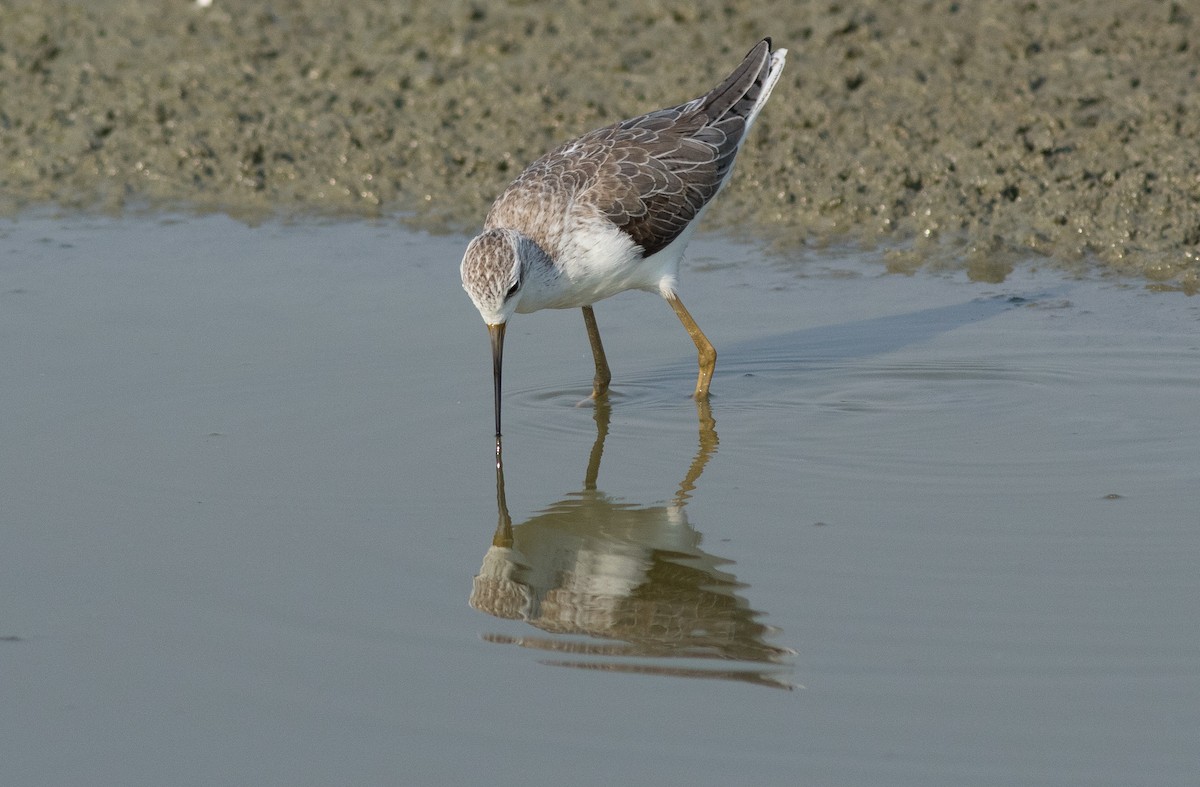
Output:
[
  {"left": 666, "top": 294, "right": 716, "bottom": 399},
  {"left": 581, "top": 305, "right": 611, "bottom": 398}
]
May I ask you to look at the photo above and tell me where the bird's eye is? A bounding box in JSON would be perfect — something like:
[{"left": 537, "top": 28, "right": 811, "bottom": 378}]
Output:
[{"left": 504, "top": 281, "right": 520, "bottom": 299}]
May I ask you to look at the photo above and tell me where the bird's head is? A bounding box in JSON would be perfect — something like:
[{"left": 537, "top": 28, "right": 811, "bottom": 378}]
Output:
[
  {"left": 461, "top": 228, "right": 534, "bottom": 439},
  {"left": 460, "top": 228, "right": 527, "bottom": 326}
]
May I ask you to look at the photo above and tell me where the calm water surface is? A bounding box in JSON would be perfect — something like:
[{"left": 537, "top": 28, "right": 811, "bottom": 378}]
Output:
[{"left": 1, "top": 215, "right": 1197, "bottom": 786}]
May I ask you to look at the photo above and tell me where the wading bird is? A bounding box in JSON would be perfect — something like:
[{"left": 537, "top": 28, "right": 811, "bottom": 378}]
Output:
[{"left": 461, "top": 39, "right": 787, "bottom": 437}]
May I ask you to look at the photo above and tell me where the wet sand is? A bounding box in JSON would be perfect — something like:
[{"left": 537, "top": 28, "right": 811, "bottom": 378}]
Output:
[{"left": 1, "top": 0, "right": 1197, "bottom": 289}]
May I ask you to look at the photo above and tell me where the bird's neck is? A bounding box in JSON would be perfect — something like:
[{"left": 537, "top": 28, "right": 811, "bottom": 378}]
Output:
[
  {"left": 513, "top": 232, "right": 554, "bottom": 273},
  {"left": 510, "top": 233, "right": 569, "bottom": 313}
]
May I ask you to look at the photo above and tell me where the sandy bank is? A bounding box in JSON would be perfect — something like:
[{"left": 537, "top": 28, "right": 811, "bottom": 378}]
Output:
[{"left": 1, "top": 0, "right": 1196, "bottom": 289}]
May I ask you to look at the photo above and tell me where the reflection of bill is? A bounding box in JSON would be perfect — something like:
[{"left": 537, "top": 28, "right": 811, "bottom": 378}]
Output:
[{"left": 471, "top": 400, "right": 795, "bottom": 690}]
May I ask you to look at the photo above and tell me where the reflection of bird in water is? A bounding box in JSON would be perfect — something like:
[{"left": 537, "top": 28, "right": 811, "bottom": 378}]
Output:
[{"left": 471, "top": 400, "right": 794, "bottom": 689}]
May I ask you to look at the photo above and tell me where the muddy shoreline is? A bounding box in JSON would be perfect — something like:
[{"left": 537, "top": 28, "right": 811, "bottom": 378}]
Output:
[{"left": 1, "top": 1, "right": 1196, "bottom": 289}]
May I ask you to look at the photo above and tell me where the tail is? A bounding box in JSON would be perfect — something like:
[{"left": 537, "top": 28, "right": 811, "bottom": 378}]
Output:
[{"left": 702, "top": 38, "right": 788, "bottom": 135}]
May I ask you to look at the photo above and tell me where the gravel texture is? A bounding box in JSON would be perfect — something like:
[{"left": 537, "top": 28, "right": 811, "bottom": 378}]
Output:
[{"left": 2, "top": 0, "right": 1197, "bottom": 289}]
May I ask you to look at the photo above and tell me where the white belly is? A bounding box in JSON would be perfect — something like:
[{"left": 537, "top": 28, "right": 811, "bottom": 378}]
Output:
[{"left": 515, "top": 214, "right": 701, "bottom": 313}]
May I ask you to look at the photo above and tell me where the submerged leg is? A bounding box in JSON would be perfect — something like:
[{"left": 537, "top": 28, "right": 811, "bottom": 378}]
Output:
[
  {"left": 581, "top": 305, "right": 612, "bottom": 398},
  {"left": 665, "top": 294, "right": 717, "bottom": 399}
]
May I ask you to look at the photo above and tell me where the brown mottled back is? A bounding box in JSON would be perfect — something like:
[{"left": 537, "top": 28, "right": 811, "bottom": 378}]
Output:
[{"left": 485, "top": 40, "right": 777, "bottom": 259}]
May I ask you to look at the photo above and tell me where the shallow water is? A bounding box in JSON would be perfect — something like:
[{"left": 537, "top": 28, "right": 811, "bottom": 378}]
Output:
[{"left": 2, "top": 215, "right": 1197, "bottom": 786}]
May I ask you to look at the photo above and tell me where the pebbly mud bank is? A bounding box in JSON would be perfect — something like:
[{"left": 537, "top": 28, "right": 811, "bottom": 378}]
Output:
[{"left": 1, "top": 0, "right": 1197, "bottom": 289}]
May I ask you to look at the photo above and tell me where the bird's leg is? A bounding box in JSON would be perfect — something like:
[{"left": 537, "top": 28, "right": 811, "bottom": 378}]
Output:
[
  {"left": 581, "top": 306, "right": 611, "bottom": 399},
  {"left": 666, "top": 294, "right": 716, "bottom": 399}
]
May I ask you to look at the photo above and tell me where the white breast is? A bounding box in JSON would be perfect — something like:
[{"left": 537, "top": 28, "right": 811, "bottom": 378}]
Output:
[{"left": 515, "top": 207, "right": 708, "bottom": 314}]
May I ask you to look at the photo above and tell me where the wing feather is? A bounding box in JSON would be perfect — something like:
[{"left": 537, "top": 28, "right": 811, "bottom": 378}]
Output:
[{"left": 485, "top": 39, "right": 782, "bottom": 258}]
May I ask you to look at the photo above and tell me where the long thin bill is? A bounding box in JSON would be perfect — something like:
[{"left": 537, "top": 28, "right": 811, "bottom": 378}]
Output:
[{"left": 488, "top": 322, "right": 506, "bottom": 438}]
